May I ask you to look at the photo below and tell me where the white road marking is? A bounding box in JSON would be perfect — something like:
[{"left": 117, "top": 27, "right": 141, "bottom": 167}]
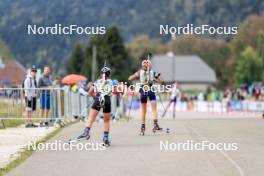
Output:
[{"left": 187, "top": 123, "right": 245, "bottom": 176}]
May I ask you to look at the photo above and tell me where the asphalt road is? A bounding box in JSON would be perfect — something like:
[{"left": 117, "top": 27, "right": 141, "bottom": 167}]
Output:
[{"left": 6, "top": 117, "right": 264, "bottom": 176}]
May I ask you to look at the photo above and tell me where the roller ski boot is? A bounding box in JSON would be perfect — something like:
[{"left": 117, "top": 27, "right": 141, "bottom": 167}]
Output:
[
  {"left": 77, "top": 133, "right": 90, "bottom": 141},
  {"left": 103, "top": 138, "right": 111, "bottom": 147},
  {"left": 103, "top": 132, "right": 111, "bottom": 147},
  {"left": 152, "top": 120, "right": 162, "bottom": 133},
  {"left": 139, "top": 124, "right": 145, "bottom": 135},
  {"left": 69, "top": 127, "right": 90, "bottom": 143}
]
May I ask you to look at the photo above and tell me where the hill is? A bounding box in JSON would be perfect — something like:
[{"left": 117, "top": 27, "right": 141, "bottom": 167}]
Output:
[{"left": 0, "top": 0, "right": 263, "bottom": 73}]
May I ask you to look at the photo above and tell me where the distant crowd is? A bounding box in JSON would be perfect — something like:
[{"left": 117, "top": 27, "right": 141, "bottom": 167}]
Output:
[
  {"left": 185, "top": 82, "right": 264, "bottom": 103},
  {"left": 1, "top": 65, "right": 264, "bottom": 128}
]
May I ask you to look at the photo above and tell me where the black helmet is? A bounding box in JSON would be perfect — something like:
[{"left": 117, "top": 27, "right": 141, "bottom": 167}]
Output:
[{"left": 100, "top": 67, "right": 111, "bottom": 76}]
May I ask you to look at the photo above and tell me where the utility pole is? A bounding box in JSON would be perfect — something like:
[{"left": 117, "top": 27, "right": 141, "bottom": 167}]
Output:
[
  {"left": 91, "top": 45, "right": 97, "bottom": 81},
  {"left": 258, "top": 33, "right": 264, "bottom": 79},
  {"left": 167, "top": 51, "right": 175, "bottom": 82}
]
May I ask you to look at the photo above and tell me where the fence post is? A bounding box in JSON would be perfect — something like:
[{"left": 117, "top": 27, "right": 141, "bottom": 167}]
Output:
[{"left": 0, "top": 119, "right": 5, "bottom": 129}]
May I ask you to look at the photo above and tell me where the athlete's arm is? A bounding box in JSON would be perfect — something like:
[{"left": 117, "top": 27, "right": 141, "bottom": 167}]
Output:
[
  {"left": 88, "top": 86, "right": 96, "bottom": 98},
  {"left": 128, "top": 75, "right": 137, "bottom": 81},
  {"left": 128, "top": 70, "right": 140, "bottom": 81}
]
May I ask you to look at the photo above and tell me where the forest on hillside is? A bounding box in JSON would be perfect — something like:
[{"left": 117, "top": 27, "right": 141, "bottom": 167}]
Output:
[{"left": 0, "top": 0, "right": 264, "bottom": 73}]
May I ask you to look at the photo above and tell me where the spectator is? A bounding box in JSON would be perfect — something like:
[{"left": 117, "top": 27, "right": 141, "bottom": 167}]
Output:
[
  {"left": 253, "top": 85, "right": 261, "bottom": 101},
  {"left": 24, "top": 66, "right": 38, "bottom": 128},
  {"left": 53, "top": 76, "right": 62, "bottom": 87},
  {"left": 78, "top": 81, "right": 89, "bottom": 96},
  {"left": 261, "top": 81, "right": 264, "bottom": 100},
  {"left": 71, "top": 83, "right": 79, "bottom": 93},
  {"left": 224, "top": 88, "right": 232, "bottom": 112},
  {"left": 38, "top": 66, "right": 52, "bottom": 127}
]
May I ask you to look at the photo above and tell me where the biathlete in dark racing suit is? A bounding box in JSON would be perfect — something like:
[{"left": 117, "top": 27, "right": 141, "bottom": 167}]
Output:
[{"left": 77, "top": 67, "right": 112, "bottom": 146}]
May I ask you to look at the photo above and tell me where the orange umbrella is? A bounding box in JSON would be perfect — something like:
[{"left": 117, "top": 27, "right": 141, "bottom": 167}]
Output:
[{"left": 62, "top": 74, "right": 87, "bottom": 85}]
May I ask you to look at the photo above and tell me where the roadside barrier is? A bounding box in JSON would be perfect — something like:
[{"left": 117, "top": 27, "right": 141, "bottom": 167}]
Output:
[{"left": 0, "top": 88, "right": 124, "bottom": 127}]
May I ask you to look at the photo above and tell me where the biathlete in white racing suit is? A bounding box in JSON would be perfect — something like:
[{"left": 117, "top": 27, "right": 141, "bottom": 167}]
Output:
[
  {"left": 162, "top": 82, "right": 181, "bottom": 118},
  {"left": 128, "top": 58, "right": 164, "bottom": 135}
]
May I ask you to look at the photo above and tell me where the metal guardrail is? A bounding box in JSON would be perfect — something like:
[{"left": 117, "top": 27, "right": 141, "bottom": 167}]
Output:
[
  {"left": 127, "top": 96, "right": 264, "bottom": 113},
  {"left": 3, "top": 87, "right": 262, "bottom": 127},
  {"left": 0, "top": 88, "right": 125, "bottom": 125},
  {"left": 0, "top": 88, "right": 67, "bottom": 120},
  {"left": 154, "top": 100, "right": 264, "bottom": 113}
]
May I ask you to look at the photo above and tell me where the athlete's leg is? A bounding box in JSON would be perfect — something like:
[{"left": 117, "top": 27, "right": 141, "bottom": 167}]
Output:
[
  {"left": 141, "top": 103, "right": 147, "bottom": 124},
  {"left": 139, "top": 103, "right": 147, "bottom": 135},
  {"left": 103, "top": 112, "right": 111, "bottom": 144},
  {"left": 148, "top": 91, "right": 158, "bottom": 120},
  {"left": 173, "top": 100, "right": 176, "bottom": 118},
  {"left": 139, "top": 87, "right": 147, "bottom": 134},
  {"left": 77, "top": 109, "right": 99, "bottom": 139},
  {"left": 150, "top": 101, "right": 162, "bottom": 131},
  {"left": 103, "top": 112, "right": 111, "bottom": 132},
  {"left": 139, "top": 88, "right": 148, "bottom": 124},
  {"left": 86, "top": 109, "right": 100, "bottom": 128},
  {"left": 149, "top": 92, "right": 162, "bottom": 131}
]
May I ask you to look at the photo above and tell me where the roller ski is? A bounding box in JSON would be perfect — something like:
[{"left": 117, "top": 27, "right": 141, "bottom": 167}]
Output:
[
  {"left": 68, "top": 135, "right": 90, "bottom": 144},
  {"left": 103, "top": 138, "right": 111, "bottom": 147},
  {"left": 102, "top": 132, "right": 111, "bottom": 146},
  {"left": 139, "top": 124, "right": 145, "bottom": 136},
  {"left": 152, "top": 120, "right": 163, "bottom": 133},
  {"left": 68, "top": 128, "right": 90, "bottom": 144}
]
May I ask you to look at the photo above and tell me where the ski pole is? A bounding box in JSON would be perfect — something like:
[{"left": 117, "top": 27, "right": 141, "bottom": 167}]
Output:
[
  {"left": 156, "top": 91, "right": 166, "bottom": 116},
  {"left": 127, "top": 90, "right": 135, "bottom": 122}
]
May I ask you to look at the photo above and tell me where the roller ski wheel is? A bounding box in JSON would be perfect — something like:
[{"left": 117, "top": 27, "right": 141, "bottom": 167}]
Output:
[{"left": 103, "top": 139, "right": 111, "bottom": 147}]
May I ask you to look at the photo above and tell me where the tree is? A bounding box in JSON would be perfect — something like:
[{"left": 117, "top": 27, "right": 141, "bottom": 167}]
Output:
[
  {"left": 166, "top": 35, "right": 231, "bottom": 87},
  {"left": 234, "top": 47, "right": 262, "bottom": 85},
  {"left": 0, "top": 39, "right": 14, "bottom": 59},
  {"left": 81, "top": 25, "right": 135, "bottom": 81},
  {"left": 258, "top": 32, "right": 264, "bottom": 78},
  {"left": 82, "top": 35, "right": 105, "bottom": 80},
  {"left": 67, "top": 42, "right": 85, "bottom": 74},
  {"left": 128, "top": 35, "right": 165, "bottom": 65},
  {"left": 231, "top": 14, "right": 264, "bottom": 54},
  {"left": 102, "top": 25, "right": 135, "bottom": 81},
  {"left": 229, "top": 14, "right": 264, "bottom": 85}
]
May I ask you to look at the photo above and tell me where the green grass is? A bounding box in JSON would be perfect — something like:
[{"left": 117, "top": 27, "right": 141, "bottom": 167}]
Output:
[
  {"left": 0, "top": 102, "right": 25, "bottom": 129},
  {"left": 0, "top": 101, "right": 45, "bottom": 129},
  {"left": 0, "top": 121, "right": 77, "bottom": 176}
]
